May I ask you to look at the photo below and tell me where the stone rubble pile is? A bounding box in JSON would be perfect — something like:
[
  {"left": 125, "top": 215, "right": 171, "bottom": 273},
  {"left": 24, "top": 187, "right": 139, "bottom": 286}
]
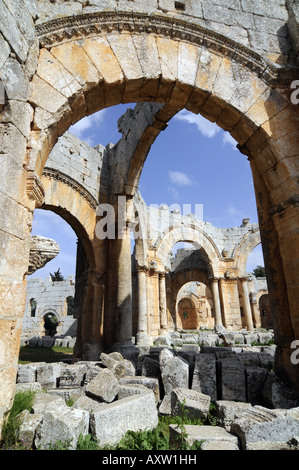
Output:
[{"left": 16, "top": 341, "right": 299, "bottom": 450}]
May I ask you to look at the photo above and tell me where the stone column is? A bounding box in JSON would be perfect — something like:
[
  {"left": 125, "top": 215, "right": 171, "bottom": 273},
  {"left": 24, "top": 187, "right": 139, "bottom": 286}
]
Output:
[
  {"left": 112, "top": 196, "right": 133, "bottom": 345},
  {"left": 250, "top": 293, "right": 261, "bottom": 328},
  {"left": 210, "top": 278, "right": 224, "bottom": 332},
  {"left": 136, "top": 268, "right": 149, "bottom": 344},
  {"left": 159, "top": 272, "right": 168, "bottom": 332},
  {"left": 241, "top": 278, "right": 254, "bottom": 332}
]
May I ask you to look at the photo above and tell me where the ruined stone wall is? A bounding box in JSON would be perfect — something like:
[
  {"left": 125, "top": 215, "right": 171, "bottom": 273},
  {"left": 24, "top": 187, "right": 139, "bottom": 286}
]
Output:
[
  {"left": 22, "top": 276, "right": 77, "bottom": 342},
  {"left": 45, "top": 131, "right": 109, "bottom": 202},
  {"left": 0, "top": 0, "right": 39, "bottom": 434}
]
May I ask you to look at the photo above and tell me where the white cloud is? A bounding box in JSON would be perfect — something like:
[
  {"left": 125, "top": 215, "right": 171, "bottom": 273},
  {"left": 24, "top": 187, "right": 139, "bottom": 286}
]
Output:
[
  {"left": 174, "top": 110, "right": 237, "bottom": 150},
  {"left": 174, "top": 110, "right": 219, "bottom": 138},
  {"left": 169, "top": 170, "right": 192, "bottom": 187},
  {"left": 70, "top": 109, "right": 107, "bottom": 139},
  {"left": 222, "top": 132, "right": 237, "bottom": 150}
]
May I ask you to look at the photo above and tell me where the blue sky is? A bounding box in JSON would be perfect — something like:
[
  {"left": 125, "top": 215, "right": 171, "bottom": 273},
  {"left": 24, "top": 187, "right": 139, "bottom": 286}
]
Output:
[{"left": 30, "top": 104, "right": 264, "bottom": 279}]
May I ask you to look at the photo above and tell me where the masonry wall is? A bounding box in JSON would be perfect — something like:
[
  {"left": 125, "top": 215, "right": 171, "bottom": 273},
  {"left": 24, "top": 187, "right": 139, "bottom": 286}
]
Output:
[
  {"left": 34, "top": 0, "right": 294, "bottom": 66},
  {"left": 22, "top": 276, "right": 77, "bottom": 342}
]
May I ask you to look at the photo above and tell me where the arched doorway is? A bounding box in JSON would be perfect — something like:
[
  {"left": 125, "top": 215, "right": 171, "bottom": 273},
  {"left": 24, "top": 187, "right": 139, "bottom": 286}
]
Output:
[{"left": 43, "top": 312, "right": 59, "bottom": 337}]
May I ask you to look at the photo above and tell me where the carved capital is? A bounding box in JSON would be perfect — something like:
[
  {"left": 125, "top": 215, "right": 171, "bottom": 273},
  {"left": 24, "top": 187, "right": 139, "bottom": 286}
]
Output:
[{"left": 26, "top": 171, "right": 45, "bottom": 207}]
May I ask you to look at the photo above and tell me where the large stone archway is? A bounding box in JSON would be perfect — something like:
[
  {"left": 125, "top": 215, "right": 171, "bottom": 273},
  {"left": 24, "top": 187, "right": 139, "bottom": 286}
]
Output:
[{"left": 1, "top": 3, "right": 298, "bottom": 432}]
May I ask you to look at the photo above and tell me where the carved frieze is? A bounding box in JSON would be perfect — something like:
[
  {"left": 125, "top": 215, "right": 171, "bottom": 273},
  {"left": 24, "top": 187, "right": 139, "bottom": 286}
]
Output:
[
  {"left": 42, "top": 167, "right": 98, "bottom": 210},
  {"left": 35, "top": 11, "right": 297, "bottom": 87}
]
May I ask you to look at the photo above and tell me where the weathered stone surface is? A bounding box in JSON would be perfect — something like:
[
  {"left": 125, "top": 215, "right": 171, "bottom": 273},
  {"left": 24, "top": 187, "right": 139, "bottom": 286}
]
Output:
[
  {"left": 31, "top": 393, "right": 66, "bottom": 415},
  {"left": 36, "top": 363, "right": 61, "bottom": 390},
  {"left": 169, "top": 424, "right": 240, "bottom": 450},
  {"left": 35, "top": 406, "right": 89, "bottom": 450},
  {"left": 230, "top": 406, "right": 299, "bottom": 450},
  {"left": 215, "top": 400, "right": 253, "bottom": 431},
  {"left": 100, "top": 352, "right": 135, "bottom": 378},
  {"left": 219, "top": 358, "right": 246, "bottom": 401},
  {"left": 191, "top": 353, "right": 217, "bottom": 401},
  {"left": 85, "top": 368, "right": 119, "bottom": 403},
  {"left": 18, "top": 410, "right": 42, "bottom": 449},
  {"left": 58, "top": 364, "right": 87, "bottom": 389},
  {"left": 171, "top": 388, "right": 211, "bottom": 421},
  {"left": 118, "top": 376, "right": 160, "bottom": 403},
  {"left": 90, "top": 392, "right": 158, "bottom": 447},
  {"left": 27, "top": 235, "right": 60, "bottom": 275},
  {"left": 160, "top": 349, "right": 189, "bottom": 395}
]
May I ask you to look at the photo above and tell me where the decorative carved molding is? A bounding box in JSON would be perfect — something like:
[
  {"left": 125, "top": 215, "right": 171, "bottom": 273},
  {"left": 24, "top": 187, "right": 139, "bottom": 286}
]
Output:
[
  {"left": 35, "top": 11, "right": 298, "bottom": 87},
  {"left": 27, "top": 170, "right": 45, "bottom": 207},
  {"left": 42, "top": 167, "right": 98, "bottom": 210}
]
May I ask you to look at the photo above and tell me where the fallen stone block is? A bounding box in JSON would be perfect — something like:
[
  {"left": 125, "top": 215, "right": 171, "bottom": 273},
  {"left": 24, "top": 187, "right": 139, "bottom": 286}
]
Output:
[
  {"left": 191, "top": 353, "right": 217, "bottom": 401},
  {"left": 17, "top": 363, "right": 39, "bottom": 383},
  {"left": 118, "top": 383, "right": 150, "bottom": 400},
  {"left": 118, "top": 376, "right": 160, "bottom": 402},
  {"left": 90, "top": 391, "right": 158, "bottom": 448},
  {"left": 245, "top": 366, "right": 268, "bottom": 405},
  {"left": 35, "top": 406, "right": 89, "bottom": 450},
  {"left": 171, "top": 388, "right": 211, "bottom": 421},
  {"left": 230, "top": 405, "right": 299, "bottom": 450},
  {"left": 169, "top": 424, "right": 239, "bottom": 450},
  {"left": 160, "top": 350, "right": 189, "bottom": 395},
  {"left": 85, "top": 368, "right": 119, "bottom": 403},
  {"left": 58, "top": 364, "right": 87, "bottom": 388},
  {"left": 31, "top": 393, "right": 66, "bottom": 415},
  {"left": 72, "top": 395, "right": 105, "bottom": 412},
  {"left": 18, "top": 410, "right": 42, "bottom": 449},
  {"left": 36, "top": 363, "right": 61, "bottom": 390},
  {"left": 219, "top": 358, "right": 246, "bottom": 401},
  {"left": 215, "top": 400, "right": 253, "bottom": 431},
  {"left": 100, "top": 352, "right": 136, "bottom": 378}
]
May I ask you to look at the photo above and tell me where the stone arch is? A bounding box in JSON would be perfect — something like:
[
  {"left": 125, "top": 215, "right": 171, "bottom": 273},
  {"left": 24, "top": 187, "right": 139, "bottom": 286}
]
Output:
[
  {"left": 233, "top": 227, "right": 262, "bottom": 276},
  {"left": 155, "top": 225, "right": 220, "bottom": 275},
  {"left": 170, "top": 269, "right": 214, "bottom": 330},
  {"left": 27, "top": 15, "right": 299, "bottom": 369},
  {"left": 39, "top": 170, "right": 107, "bottom": 358}
]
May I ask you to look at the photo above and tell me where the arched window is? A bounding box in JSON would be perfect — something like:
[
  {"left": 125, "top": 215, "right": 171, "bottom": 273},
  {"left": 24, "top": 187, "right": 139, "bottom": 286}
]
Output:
[{"left": 30, "top": 298, "right": 37, "bottom": 317}]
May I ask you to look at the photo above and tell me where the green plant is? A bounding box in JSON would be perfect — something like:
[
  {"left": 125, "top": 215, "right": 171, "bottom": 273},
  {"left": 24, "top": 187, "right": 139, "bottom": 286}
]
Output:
[{"left": 1, "top": 391, "right": 35, "bottom": 449}]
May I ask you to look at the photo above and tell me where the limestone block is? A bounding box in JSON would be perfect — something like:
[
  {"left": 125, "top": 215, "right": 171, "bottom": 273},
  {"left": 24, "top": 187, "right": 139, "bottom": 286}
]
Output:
[
  {"left": 85, "top": 368, "right": 119, "bottom": 402},
  {"left": 18, "top": 410, "right": 42, "bottom": 449},
  {"left": 219, "top": 358, "right": 246, "bottom": 402},
  {"left": 17, "top": 364, "right": 37, "bottom": 383},
  {"left": 169, "top": 424, "right": 239, "bottom": 450},
  {"left": 35, "top": 406, "right": 89, "bottom": 450},
  {"left": 36, "top": 363, "right": 61, "bottom": 390},
  {"left": 171, "top": 388, "right": 211, "bottom": 421},
  {"left": 100, "top": 352, "right": 135, "bottom": 378},
  {"left": 118, "top": 376, "right": 160, "bottom": 403},
  {"left": 31, "top": 393, "right": 66, "bottom": 415},
  {"left": 246, "top": 366, "right": 268, "bottom": 405},
  {"left": 230, "top": 406, "right": 299, "bottom": 450},
  {"left": 72, "top": 395, "right": 105, "bottom": 413},
  {"left": 90, "top": 392, "right": 158, "bottom": 447},
  {"left": 160, "top": 349, "right": 189, "bottom": 395},
  {"left": 58, "top": 364, "right": 87, "bottom": 389},
  {"left": 191, "top": 354, "right": 217, "bottom": 401},
  {"left": 215, "top": 400, "right": 253, "bottom": 431},
  {"left": 117, "top": 384, "right": 150, "bottom": 400},
  {"left": 36, "top": 48, "right": 82, "bottom": 99}
]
